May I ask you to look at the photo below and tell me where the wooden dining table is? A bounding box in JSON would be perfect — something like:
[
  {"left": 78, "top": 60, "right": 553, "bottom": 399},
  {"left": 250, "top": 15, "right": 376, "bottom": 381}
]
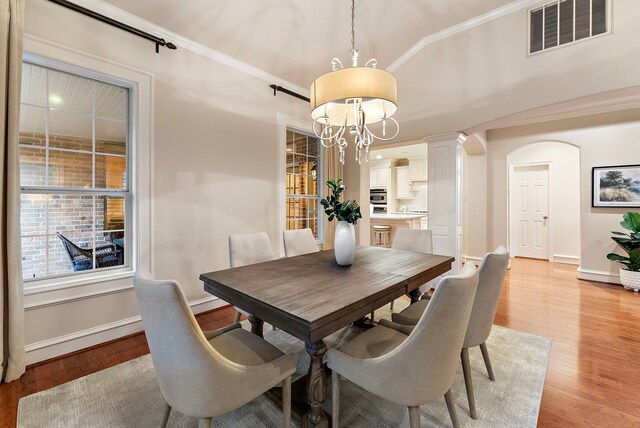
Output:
[{"left": 200, "top": 245, "right": 454, "bottom": 428}]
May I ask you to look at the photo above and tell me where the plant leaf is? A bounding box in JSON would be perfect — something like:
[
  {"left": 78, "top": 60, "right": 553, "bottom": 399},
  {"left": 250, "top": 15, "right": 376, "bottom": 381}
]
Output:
[
  {"left": 607, "top": 253, "right": 628, "bottom": 261},
  {"left": 621, "top": 212, "right": 640, "bottom": 232}
]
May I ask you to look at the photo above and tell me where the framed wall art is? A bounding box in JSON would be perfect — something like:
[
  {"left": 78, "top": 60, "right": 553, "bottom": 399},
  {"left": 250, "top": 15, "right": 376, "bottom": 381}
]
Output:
[{"left": 592, "top": 165, "right": 640, "bottom": 208}]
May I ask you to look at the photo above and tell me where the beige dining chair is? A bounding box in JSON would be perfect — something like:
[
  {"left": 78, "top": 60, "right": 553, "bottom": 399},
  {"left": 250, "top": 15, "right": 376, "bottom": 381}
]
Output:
[
  {"left": 283, "top": 228, "right": 319, "bottom": 257},
  {"left": 328, "top": 262, "right": 479, "bottom": 428},
  {"left": 392, "top": 246, "right": 510, "bottom": 419},
  {"left": 228, "top": 232, "right": 275, "bottom": 323},
  {"left": 370, "top": 228, "right": 433, "bottom": 322},
  {"left": 134, "top": 271, "right": 295, "bottom": 428}
]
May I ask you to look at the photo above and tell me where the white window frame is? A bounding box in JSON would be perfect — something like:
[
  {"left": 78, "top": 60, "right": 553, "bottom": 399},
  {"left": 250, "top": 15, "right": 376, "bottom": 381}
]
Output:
[
  {"left": 277, "top": 114, "right": 324, "bottom": 257},
  {"left": 527, "top": 0, "right": 612, "bottom": 56},
  {"left": 20, "top": 58, "right": 133, "bottom": 284},
  {"left": 21, "top": 35, "right": 152, "bottom": 301}
]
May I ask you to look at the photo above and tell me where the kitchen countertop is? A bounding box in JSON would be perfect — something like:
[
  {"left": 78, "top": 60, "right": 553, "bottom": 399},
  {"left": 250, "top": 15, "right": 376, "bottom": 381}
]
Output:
[{"left": 371, "top": 213, "right": 427, "bottom": 220}]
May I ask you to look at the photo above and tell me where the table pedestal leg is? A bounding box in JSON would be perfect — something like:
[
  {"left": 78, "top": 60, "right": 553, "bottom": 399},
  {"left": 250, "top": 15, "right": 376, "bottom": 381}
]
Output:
[
  {"left": 247, "top": 315, "right": 264, "bottom": 338},
  {"left": 409, "top": 288, "right": 422, "bottom": 304},
  {"left": 302, "top": 341, "right": 329, "bottom": 428}
]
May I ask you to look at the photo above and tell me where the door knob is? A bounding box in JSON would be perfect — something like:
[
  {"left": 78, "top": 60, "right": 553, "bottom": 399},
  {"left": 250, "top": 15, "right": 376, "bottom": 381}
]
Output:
[{"left": 543, "top": 216, "right": 548, "bottom": 220}]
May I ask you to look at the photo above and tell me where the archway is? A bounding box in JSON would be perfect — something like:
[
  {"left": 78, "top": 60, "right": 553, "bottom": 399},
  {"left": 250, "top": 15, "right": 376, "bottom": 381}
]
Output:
[{"left": 507, "top": 141, "right": 581, "bottom": 265}]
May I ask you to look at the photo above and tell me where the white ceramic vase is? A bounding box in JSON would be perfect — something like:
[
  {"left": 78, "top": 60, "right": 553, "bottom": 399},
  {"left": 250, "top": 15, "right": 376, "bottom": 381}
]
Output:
[
  {"left": 334, "top": 221, "right": 356, "bottom": 266},
  {"left": 619, "top": 268, "right": 640, "bottom": 292}
]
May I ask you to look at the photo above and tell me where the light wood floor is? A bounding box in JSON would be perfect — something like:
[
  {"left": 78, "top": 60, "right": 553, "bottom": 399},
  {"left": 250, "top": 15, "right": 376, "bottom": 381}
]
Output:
[{"left": 1, "top": 258, "right": 639, "bottom": 427}]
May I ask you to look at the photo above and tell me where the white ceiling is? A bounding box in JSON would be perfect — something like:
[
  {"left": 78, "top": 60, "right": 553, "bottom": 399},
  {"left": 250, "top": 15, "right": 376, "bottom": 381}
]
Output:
[
  {"left": 102, "top": 0, "right": 513, "bottom": 89},
  {"left": 20, "top": 63, "right": 128, "bottom": 141},
  {"left": 57, "top": 0, "right": 640, "bottom": 143}
]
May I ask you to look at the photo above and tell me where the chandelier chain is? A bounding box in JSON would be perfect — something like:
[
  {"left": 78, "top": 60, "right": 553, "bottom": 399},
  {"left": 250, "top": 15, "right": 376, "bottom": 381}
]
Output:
[{"left": 351, "top": 0, "right": 356, "bottom": 53}]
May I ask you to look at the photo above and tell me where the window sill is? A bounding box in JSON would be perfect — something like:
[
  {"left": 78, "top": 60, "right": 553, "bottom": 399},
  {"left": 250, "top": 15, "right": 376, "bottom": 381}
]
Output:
[{"left": 24, "top": 268, "right": 135, "bottom": 296}]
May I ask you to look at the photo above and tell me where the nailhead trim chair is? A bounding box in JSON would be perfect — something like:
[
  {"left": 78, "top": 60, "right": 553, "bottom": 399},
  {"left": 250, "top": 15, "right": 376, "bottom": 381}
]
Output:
[
  {"left": 370, "top": 228, "right": 434, "bottom": 322},
  {"left": 392, "top": 246, "right": 510, "bottom": 419},
  {"left": 228, "top": 232, "right": 275, "bottom": 323},
  {"left": 328, "top": 262, "right": 479, "bottom": 428},
  {"left": 134, "top": 270, "right": 295, "bottom": 428},
  {"left": 283, "top": 228, "right": 319, "bottom": 257}
]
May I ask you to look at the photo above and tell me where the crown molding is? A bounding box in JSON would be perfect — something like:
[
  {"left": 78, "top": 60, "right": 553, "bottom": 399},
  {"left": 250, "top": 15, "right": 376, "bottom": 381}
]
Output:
[
  {"left": 55, "top": 0, "right": 310, "bottom": 96},
  {"left": 387, "top": 0, "right": 542, "bottom": 73},
  {"left": 59, "top": 0, "right": 541, "bottom": 95}
]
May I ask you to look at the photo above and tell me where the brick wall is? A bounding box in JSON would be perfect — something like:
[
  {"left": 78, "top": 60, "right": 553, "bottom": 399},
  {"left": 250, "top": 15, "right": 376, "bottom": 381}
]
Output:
[{"left": 19, "top": 132, "right": 126, "bottom": 279}]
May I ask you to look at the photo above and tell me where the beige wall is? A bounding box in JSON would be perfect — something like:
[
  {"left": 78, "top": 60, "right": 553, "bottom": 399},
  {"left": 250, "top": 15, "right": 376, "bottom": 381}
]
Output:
[
  {"left": 342, "top": 140, "right": 371, "bottom": 245},
  {"left": 483, "top": 109, "right": 640, "bottom": 282},
  {"left": 394, "top": 0, "right": 640, "bottom": 141},
  {"left": 23, "top": 0, "right": 308, "bottom": 357}
]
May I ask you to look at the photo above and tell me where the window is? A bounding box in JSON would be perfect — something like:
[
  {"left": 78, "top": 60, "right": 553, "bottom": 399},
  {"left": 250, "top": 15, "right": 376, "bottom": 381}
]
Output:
[
  {"left": 529, "top": 0, "right": 609, "bottom": 54},
  {"left": 285, "top": 129, "right": 322, "bottom": 241},
  {"left": 19, "top": 61, "right": 131, "bottom": 282}
]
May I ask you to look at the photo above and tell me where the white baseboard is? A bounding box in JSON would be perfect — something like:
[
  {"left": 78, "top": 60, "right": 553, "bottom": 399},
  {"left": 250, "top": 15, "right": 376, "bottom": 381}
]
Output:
[
  {"left": 462, "top": 255, "right": 483, "bottom": 264},
  {"left": 553, "top": 254, "right": 581, "bottom": 265},
  {"left": 25, "top": 296, "right": 227, "bottom": 365},
  {"left": 577, "top": 267, "right": 622, "bottom": 285}
]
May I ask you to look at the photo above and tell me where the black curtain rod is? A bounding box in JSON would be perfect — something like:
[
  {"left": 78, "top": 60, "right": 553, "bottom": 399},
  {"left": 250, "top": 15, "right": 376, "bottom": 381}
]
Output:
[
  {"left": 270, "top": 85, "right": 310, "bottom": 103},
  {"left": 48, "top": 0, "right": 177, "bottom": 53}
]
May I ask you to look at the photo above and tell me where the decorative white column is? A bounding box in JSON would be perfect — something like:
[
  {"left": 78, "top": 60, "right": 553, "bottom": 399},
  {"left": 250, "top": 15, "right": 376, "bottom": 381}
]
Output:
[{"left": 427, "top": 132, "right": 467, "bottom": 274}]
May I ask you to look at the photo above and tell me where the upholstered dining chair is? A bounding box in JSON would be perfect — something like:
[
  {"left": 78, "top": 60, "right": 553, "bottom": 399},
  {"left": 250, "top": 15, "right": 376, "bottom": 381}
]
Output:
[
  {"left": 228, "top": 232, "right": 275, "bottom": 323},
  {"left": 283, "top": 228, "right": 319, "bottom": 257},
  {"left": 392, "top": 246, "right": 510, "bottom": 419},
  {"left": 328, "top": 262, "right": 479, "bottom": 428},
  {"left": 134, "top": 271, "right": 295, "bottom": 428},
  {"left": 370, "top": 228, "right": 434, "bottom": 322}
]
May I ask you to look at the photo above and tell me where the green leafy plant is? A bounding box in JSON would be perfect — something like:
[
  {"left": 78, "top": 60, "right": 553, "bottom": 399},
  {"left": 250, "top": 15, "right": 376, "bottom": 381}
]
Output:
[
  {"left": 607, "top": 211, "right": 640, "bottom": 271},
  {"left": 320, "top": 179, "right": 362, "bottom": 225}
]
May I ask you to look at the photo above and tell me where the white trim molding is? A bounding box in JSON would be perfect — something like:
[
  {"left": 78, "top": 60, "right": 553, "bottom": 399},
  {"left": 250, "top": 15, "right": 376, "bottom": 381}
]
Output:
[
  {"left": 25, "top": 296, "right": 227, "bottom": 365},
  {"left": 50, "top": 0, "right": 540, "bottom": 94},
  {"left": 53, "top": 0, "right": 309, "bottom": 96},
  {"left": 276, "top": 113, "right": 314, "bottom": 257},
  {"left": 553, "top": 254, "right": 580, "bottom": 265},
  {"left": 507, "top": 160, "right": 554, "bottom": 262},
  {"left": 577, "top": 267, "right": 622, "bottom": 285},
  {"left": 387, "top": 0, "right": 543, "bottom": 72}
]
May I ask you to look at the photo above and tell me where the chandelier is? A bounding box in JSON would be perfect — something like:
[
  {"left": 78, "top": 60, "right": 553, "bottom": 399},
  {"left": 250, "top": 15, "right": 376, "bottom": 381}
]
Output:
[{"left": 310, "top": 0, "right": 399, "bottom": 164}]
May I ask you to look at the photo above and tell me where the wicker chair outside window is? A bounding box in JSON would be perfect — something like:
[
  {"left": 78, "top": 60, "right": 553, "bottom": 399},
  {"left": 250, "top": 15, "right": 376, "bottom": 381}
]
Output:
[{"left": 57, "top": 233, "right": 123, "bottom": 271}]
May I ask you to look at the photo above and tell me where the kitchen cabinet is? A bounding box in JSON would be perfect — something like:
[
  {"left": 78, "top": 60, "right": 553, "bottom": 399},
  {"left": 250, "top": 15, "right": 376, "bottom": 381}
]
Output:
[
  {"left": 395, "top": 166, "right": 411, "bottom": 199},
  {"left": 420, "top": 217, "right": 428, "bottom": 230},
  {"left": 370, "top": 163, "right": 390, "bottom": 188},
  {"left": 409, "top": 158, "right": 428, "bottom": 181}
]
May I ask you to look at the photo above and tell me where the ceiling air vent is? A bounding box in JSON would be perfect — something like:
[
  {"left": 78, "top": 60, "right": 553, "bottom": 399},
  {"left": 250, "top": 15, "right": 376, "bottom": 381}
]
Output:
[{"left": 529, "top": 0, "right": 609, "bottom": 54}]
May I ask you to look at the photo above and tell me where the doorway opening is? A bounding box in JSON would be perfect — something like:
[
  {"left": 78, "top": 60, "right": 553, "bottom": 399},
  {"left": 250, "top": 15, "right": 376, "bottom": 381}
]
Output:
[
  {"left": 510, "top": 164, "right": 550, "bottom": 259},
  {"left": 507, "top": 142, "right": 581, "bottom": 265}
]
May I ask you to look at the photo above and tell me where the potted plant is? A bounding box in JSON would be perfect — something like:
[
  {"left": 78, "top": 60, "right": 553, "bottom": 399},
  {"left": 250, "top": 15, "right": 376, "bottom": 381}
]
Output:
[
  {"left": 321, "top": 179, "right": 362, "bottom": 266},
  {"left": 607, "top": 211, "right": 640, "bottom": 291}
]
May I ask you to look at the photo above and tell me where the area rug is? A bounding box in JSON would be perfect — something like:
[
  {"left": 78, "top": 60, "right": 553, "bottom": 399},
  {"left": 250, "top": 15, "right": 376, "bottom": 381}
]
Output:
[{"left": 18, "top": 303, "right": 551, "bottom": 427}]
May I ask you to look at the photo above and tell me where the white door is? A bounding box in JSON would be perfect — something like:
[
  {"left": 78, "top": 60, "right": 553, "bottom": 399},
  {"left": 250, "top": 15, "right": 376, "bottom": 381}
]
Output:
[{"left": 512, "top": 165, "right": 549, "bottom": 259}]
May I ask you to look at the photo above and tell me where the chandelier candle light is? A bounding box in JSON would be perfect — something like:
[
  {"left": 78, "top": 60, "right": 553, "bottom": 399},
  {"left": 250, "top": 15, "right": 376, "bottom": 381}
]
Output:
[{"left": 310, "top": 0, "right": 399, "bottom": 164}]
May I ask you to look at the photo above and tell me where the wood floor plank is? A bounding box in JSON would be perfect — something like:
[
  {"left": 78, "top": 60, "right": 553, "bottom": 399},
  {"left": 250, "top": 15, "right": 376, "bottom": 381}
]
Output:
[{"left": 1, "top": 258, "right": 639, "bottom": 427}]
